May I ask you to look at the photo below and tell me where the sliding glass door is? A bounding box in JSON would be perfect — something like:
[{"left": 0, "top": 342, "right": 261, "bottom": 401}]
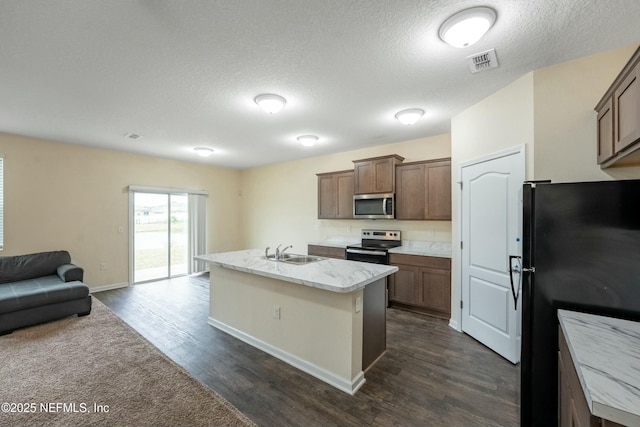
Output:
[{"left": 132, "top": 192, "right": 189, "bottom": 283}]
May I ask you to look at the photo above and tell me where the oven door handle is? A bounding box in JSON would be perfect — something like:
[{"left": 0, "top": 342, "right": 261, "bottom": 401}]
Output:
[{"left": 346, "top": 249, "right": 387, "bottom": 256}]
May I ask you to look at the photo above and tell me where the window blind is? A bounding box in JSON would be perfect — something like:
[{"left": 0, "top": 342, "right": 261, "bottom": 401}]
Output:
[{"left": 0, "top": 157, "right": 4, "bottom": 250}]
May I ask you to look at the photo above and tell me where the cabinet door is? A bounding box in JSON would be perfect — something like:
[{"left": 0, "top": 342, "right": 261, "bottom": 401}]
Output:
[
  {"left": 335, "top": 172, "right": 354, "bottom": 218},
  {"left": 317, "top": 171, "right": 353, "bottom": 219},
  {"left": 417, "top": 267, "right": 451, "bottom": 316},
  {"left": 558, "top": 329, "right": 601, "bottom": 427},
  {"left": 425, "top": 161, "right": 452, "bottom": 220},
  {"left": 388, "top": 264, "right": 419, "bottom": 305},
  {"left": 354, "top": 155, "right": 403, "bottom": 194},
  {"left": 373, "top": 158, "right": 395, "bottom": 193},
  {"left": 317, "top": 174, "right": 337, "bottom": 219},
  {"left": 354, "top": 161, "right": 374, "bottom": 194},
  {"left": 597, "top": 97, "right": 615, "bottom": 164},
  {"left": 395, "top": 163, "right": 425, "bottom": 220},
  {"left": 614, "top": 62, "right": 640, "bottom": 153},
  {"left": 396, "top": 159, "right": 451, "bottom": 220}
]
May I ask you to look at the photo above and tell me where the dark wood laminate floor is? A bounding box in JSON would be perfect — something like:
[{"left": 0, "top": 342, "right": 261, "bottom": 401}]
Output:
[{"left": 95, "top": 274, "right": 520, "bottom": 427}]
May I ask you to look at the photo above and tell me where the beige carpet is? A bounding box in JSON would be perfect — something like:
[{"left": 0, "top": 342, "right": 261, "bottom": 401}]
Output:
[{"left": 0, "top": 298, "right": 256, "bottom": 427}]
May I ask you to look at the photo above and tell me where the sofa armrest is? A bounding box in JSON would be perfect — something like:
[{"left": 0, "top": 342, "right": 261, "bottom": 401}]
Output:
[{"left": 57, "top": 264, "right": 84, "bottom": 282}]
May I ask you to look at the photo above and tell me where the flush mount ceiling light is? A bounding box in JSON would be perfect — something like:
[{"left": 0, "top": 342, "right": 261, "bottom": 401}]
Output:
[
  {"left": 297, "top": 135, "right": 319, "bottom": 147},
  {"left": 439, "top": 6, "right": 496, "bottom": 48},
  {"left": 394, "top": 108, "right": 424, "bottom": 125},
  {"left": 254, "top": 93, "right": 287, "bottom": 114},
  {"left": 194, "top": 146, "right": 215, "bottom": 157}
]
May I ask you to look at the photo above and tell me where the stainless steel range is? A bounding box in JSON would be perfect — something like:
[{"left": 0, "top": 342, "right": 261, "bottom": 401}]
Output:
[{"left": 346, "top": 229, "right": 401, "bottom": 265}]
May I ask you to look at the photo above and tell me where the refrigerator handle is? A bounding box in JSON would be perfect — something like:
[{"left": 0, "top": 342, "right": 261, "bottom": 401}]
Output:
[{"left": 508, "top": 255, "right": 522, "bottom": 309}]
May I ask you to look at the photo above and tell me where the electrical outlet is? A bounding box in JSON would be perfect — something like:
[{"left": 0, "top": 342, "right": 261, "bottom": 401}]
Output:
[
  {"left": 100, "top": 263, "right": 107, "bottom": 271},
  {"left": 355, "top": 296, "right": 362, "bottom": 313},
  {"left": 272, "top": 306, "right": 281, "bottom": 319}
]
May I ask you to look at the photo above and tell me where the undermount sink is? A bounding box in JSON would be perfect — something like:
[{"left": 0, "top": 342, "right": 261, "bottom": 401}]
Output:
[{"left": 265, "top": 253, "right": 325, "bottom": 265}]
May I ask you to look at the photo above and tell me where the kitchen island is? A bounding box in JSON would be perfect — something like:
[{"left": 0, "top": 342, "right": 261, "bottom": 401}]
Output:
[
  {"left": 558, "top": 310, "right": 640, "bottom": 426},
  {"left": 195, "top": 249, "right": 397, "bottom": 395}
]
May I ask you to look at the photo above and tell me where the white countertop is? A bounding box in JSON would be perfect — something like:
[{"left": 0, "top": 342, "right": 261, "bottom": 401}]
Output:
[
  {"left": 558, "top": 309, "right": 640, "bottom": 426},
  {"left": 308, "top": 238, "right": 452, "bottom": 258},
  {"left": 196, "top": 249, "right": 397, "bottom": 294},
  {"left": 388, "top": 241, "right": 452, "bottom": 258}
]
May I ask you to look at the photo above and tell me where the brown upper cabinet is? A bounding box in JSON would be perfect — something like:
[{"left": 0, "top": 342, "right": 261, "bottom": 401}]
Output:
[
  {"left": 317, "top": 170, "right": 354, "bottom": 219},
  {"left": 596, "top": 47, "right": 640, "bottom": 168},
  {"left": 353, "top": 154, "right": 404, "bottom": 194},
  {"left": 396, "top": 158, "right": 452, "bottom": 220}
]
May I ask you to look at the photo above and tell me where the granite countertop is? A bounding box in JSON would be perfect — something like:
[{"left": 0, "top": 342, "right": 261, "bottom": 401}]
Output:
[
  {"left": 195, "top": 249, "right": 397, "bottom": 294},
  {"left": 388, "top": 241, "right": 452, "bottom": 258},
  {"left": 308, "top": 238, "right": 452, "bottom": 258},
  {"left": 558, "top": 309, "right": 640, "bottom": 426}
]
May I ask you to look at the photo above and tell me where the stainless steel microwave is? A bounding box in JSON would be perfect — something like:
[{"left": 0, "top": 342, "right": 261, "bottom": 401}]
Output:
[{"left": 353, "top": 193, "right": 395, "bottom": 219}]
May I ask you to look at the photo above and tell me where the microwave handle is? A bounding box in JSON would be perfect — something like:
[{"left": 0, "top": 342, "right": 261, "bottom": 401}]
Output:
[{"left": 383, "top": 197, "right": 392, "bottom": 216}]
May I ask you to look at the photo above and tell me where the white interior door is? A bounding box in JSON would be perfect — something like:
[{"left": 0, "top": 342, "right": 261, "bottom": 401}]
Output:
[{"left": 460, "top": 146, "right": 524, "bottom": 364}]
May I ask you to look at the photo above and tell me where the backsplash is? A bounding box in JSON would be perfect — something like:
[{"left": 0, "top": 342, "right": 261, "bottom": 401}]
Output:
[{"left": 317, "top": 219, "right": 452, "bottom": 243}]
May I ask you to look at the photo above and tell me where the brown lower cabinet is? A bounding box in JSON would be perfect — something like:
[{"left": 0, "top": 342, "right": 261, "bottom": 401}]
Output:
[
  {"left": 558, "top": 328, "right": 623, "bottom": 427},
  {"left": 388, "top": 253, "right": 451, "bottom": 319},
  {"left": 307, "top": 244, "right": 345, "bottom": 259}
]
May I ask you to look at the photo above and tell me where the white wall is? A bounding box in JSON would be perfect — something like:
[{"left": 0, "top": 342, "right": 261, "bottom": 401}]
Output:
[{"left": 239, "top": 134, "right": 452, "bottom": 253}]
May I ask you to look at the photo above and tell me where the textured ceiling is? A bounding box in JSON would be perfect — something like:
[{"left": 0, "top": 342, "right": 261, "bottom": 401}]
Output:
[{"left": 1, "top": 0, "right": 639, "bottom": 169}]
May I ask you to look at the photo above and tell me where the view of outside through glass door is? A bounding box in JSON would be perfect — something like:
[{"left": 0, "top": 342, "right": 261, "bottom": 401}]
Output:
[{"left": 133, "top": 192, "right": 188, "bottom": 283}]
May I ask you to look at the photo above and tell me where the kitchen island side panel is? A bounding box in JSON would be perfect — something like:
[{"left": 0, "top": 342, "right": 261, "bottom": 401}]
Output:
[{"left": 208, "top": 265, "right": 364, "bottom": 391}]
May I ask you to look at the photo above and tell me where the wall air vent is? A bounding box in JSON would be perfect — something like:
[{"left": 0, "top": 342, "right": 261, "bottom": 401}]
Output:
[{"left": 466, "top": 48, "right": 499, "bottom": 74}]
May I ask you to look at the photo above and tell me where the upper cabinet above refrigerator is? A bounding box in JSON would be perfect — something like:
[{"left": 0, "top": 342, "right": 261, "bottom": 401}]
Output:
[{"left": 595, "top": 47, "right": 640, "bottom": 168}]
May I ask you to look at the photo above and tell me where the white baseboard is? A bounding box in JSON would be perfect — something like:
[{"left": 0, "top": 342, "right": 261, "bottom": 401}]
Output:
[
  {"left": 449, "top": 318, "right": 461, "bottom": 332},
  {"left": 208, "top": 317, "right": 366, "bottom": 395},
  {"left": 90, "top": 282, "right": 129, "bottom": 293}
]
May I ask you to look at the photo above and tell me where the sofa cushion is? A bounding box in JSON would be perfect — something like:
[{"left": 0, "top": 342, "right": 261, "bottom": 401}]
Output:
[
  {"left": 0, "top": 277, "right": 90, "bottom": 314},
  {"left": 0, "top": 251, "right": 72, "bottom": 284}
]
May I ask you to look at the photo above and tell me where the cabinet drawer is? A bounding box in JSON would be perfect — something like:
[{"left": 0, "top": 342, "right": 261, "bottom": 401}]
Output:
[
  {"left": 389, "top": 253, "right": 451, "bottom": 270},
  {"left": 308, "top": 245, "right": 345, "bottom": 259}
]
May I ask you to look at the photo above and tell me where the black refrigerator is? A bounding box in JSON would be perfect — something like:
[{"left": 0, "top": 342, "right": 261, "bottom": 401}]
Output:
[{"left": 520, "top": 180, "right": 640, "bottom": 427}]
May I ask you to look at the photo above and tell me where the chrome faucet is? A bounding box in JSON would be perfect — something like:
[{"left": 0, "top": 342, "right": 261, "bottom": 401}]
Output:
[
  {"left": 267, "top": 244, "right": 292, "bottom": 260},
  {"left": 280, "top": 245, "right": 293, "bottom": 259}
]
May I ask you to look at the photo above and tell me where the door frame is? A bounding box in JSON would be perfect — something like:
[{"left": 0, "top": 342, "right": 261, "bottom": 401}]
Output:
[
  {"left": 127, "top": 185, "right": 208, "bottom": 285},
  {"left": 457, "top": 144, "right": 526, "bottom": 348}
]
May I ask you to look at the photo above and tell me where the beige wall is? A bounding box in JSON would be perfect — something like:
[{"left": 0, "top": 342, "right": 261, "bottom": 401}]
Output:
[
  {"left": 533, "top": 44, "right": 640, "bottom": 181},
  {"left": 209, "top": 266, "right": 364, "bottom": 392},
  {"left": 0, "top": 133, "right": 242, "bottom": 288},
  {"left": 450, "top": 73, "right": 535, "bottom": 329},
  {"left": 239, "top": 134, "right": 452, "bottom": 253},
  {"left": 450, "top": 44, "right": 640, "bottom": 330}
]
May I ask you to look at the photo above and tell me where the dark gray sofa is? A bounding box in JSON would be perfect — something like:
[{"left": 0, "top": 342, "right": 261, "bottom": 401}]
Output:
[{"left": 0, "top": 251, "right": 91, "bottom": 335}]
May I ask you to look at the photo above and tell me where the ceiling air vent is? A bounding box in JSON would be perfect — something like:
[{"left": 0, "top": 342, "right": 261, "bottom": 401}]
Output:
[
  {"left": 124, "top": 132, "right": 143, "bottom": 140},
  {"left": 466, "top": 48, "right": 498, "bottom": 74}
]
